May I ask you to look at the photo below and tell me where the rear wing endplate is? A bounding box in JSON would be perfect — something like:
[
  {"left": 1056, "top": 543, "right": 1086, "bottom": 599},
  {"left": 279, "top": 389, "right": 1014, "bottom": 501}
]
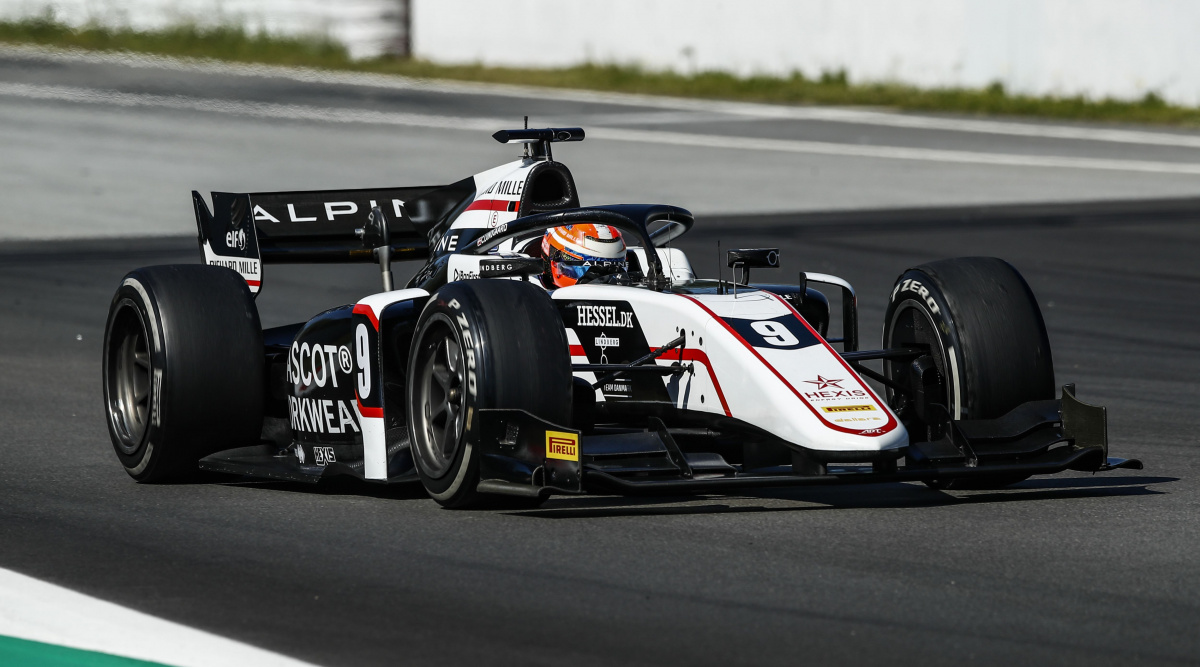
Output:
[{"left": 194, "top": 182, "right": 471, "bottom": 296}]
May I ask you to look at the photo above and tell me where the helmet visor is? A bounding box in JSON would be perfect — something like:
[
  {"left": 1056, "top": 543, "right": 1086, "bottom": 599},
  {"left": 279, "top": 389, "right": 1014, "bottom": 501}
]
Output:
[
  {"left": 553, "top": 261, "right": 590, "bottom": 284},
  {"left": 551, "top": 256, "right": 628, "bottom": 286}
]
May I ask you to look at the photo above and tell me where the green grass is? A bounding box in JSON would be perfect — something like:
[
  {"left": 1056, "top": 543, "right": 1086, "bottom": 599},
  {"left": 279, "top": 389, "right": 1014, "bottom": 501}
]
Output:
[
  {"left": 0, "top": 13, "right": 351, "bottom": 66},
  {"left": 4, "top": 13, "right": 1200, "bottom": 126}
]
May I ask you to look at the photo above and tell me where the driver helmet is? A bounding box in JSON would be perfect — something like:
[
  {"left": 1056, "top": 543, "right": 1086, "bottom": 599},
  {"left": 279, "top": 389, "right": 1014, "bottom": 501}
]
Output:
[{"left": 541, "top": 224, "right": 627, "bottom": 288}]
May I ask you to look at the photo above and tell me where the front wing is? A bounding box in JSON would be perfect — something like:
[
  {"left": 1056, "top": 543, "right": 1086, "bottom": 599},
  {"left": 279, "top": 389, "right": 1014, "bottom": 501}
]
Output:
[{"left": 199, "top": 385, "right": 1142, "bottom": 496}]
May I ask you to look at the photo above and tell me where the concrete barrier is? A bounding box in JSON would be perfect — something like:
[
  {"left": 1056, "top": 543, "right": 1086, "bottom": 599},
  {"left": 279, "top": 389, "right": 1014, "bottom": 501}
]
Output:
[
  {"left": 412, "top": 0, "right": 1200, "bottom": 106},
  {"left": 4, "top": 1, "right": 1196, "bottom": 105},
  {"left": 0, "top": 0, "right": 409, "bottom": 59}
]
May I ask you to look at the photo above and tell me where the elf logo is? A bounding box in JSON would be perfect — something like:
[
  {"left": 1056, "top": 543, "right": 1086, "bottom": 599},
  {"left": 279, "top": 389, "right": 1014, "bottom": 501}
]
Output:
[{"left": 225, "top": 227, "right": 246, "bottom": 251}]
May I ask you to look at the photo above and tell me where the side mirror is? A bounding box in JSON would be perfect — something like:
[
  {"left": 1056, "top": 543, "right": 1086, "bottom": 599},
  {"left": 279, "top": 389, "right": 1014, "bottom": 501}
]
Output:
[
  {"left": 727, "top": 248, "right": 779, "bottom": 284},
  {"left": 356, "top": 206, "right": 390, "bottom": 250}
]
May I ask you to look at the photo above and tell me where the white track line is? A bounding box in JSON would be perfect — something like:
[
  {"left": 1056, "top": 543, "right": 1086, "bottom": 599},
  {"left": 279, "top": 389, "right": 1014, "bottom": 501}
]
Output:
[
  {"left": 4, "top": 80, "right": 1200, "bottom": 176},
  {"left": 588, "top": 127, "right": 1200, "bottom": 175},
  {"left": 4, "top": 42, "right": 1200, "bottom": 149},
  {"left": 0, "top": 567, "right": 320, "bottom": 666},
  {"left": 0, "top": 80, "right": 504, "bottom": 130}
]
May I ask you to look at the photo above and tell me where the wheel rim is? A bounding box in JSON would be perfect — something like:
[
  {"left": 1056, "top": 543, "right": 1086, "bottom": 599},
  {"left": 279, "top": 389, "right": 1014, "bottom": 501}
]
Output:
[
  {"left": 412, "top": 320, "right": 467, "bottom": 478},
  {"left": 884, "top": 302, "right": 953, "bottom": 429},
  {"left": 107, "top": 303, "right": 152, "bottom": 454}
]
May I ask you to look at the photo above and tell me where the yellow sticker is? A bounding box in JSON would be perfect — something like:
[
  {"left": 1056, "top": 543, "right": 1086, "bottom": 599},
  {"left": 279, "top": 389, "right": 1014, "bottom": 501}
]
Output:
[
  {"left": 545, "top": 430, "right": 580, "bottom": 461},
  {"left": 821, "top": 404, "right": 877, "bottom": 413}
]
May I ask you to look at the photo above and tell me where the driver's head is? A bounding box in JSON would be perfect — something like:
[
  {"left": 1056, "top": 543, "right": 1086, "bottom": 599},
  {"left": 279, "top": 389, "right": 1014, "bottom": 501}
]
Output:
[{"left": 541, "top": 224, "right": 627, "bottom": 288}]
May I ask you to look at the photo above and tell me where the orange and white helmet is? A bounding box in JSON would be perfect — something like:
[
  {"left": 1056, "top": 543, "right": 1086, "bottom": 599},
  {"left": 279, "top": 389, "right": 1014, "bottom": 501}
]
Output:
[{"left": 541, "top": 224, "right": 627, "bottom": 288}]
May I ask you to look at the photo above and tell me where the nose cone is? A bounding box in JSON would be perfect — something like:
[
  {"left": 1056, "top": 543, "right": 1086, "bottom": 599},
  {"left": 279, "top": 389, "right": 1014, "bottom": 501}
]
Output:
[{"left": 688, "top": 290, "right": 908, "bottom": 455}]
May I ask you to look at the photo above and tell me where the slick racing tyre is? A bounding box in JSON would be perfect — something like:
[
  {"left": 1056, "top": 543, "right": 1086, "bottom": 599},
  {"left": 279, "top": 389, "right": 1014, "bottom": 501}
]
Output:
[
  {"left": 103, "top": 265, "right": 264, "bottom": 482},
  {"left": 883, "top": 257, "right": 1055, "bottom": 489},
  {"left": 407, "top": 280, "right": 572, "bottom": 508}
]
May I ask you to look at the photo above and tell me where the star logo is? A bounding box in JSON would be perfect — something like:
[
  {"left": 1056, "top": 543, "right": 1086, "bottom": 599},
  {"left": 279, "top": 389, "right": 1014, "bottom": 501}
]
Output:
[{"left": 804, "top": 375, "right": 844, "bottom": 390}]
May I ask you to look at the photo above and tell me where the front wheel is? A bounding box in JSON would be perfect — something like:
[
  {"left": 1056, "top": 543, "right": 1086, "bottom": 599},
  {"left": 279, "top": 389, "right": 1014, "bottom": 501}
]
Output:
[
  {"left": 883, "top": 257, "right": 1055, "bottom": 489},
  {"left": 407, "top": 280, "right": 572, "bottom": 508}
]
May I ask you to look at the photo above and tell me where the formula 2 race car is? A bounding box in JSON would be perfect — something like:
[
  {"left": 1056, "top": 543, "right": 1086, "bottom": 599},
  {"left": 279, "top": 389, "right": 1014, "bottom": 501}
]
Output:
[{"left": 102, "top": 127, "right": 1142, "bottom": 507}]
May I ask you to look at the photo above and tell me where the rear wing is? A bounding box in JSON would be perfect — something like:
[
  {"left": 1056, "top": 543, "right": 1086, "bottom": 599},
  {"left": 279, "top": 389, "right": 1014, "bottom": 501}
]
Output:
[{"left": 194, "top": 181, "right": 474, "bottom": 296}]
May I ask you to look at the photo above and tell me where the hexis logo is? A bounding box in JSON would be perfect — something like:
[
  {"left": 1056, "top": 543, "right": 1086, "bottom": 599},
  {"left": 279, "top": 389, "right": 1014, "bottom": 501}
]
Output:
[{"left": 803, "top": 375, "right": 844, "bottom": 390}]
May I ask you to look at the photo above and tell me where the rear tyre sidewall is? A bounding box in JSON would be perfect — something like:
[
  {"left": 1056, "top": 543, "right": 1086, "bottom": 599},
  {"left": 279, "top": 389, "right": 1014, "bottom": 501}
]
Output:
[
  {"left": 102, "top": 265, "right": 264, "bottom": 482},
  {"left": 104, "top": 288, "right": 158, "bottom": 476}
]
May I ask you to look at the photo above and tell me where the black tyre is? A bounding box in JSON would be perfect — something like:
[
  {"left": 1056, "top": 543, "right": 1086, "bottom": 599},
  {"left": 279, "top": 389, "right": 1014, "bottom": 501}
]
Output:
[
  {"left": 407, "top": 280, "right": 571, "bottom": 508},
  {"left": 103, "top": 265, "right": 264, "bottom": 482},
  {"left": 883, "top": 257, "right": 1054, "bottom": 489}
]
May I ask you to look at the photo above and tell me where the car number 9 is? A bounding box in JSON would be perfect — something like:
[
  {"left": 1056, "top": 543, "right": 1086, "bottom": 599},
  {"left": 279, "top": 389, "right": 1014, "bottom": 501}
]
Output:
[
  {"left": 355, "top": 322, "right": 371, "bottom": 397},
  {"left": 750, "top": 320, "right": 800, "bottom": 347}
]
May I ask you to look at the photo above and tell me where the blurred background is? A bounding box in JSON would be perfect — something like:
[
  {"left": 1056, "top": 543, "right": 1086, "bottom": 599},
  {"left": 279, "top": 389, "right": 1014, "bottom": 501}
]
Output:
[
  {"left": 3, "top": 0, "right": 1199, "bottom": 103},
  {"left": 1, "top": 0, "right": 412, "bottom": 59}
]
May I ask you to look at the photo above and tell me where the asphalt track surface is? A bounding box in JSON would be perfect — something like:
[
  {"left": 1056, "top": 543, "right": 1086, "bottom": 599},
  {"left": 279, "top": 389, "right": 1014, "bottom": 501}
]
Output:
[{"left": 1, "top": 46, "right": 1199, "bottom": 666}]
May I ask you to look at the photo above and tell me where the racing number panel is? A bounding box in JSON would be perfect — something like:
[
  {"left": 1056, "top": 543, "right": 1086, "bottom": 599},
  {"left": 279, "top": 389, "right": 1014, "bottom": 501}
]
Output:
[{"left": 721, "top": 315, "right": 820, "bottom": 351}]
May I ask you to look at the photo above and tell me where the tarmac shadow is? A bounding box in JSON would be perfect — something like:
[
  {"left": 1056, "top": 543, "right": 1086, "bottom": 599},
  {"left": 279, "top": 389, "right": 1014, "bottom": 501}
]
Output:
[
  {"left": 510, "top": 475, "right": 1176, "bottom": 519},
  {"left": 188, "top": 470, "right": 1175, "bottom": 515},
  {"left": 198, "top": 470, "right": 431, "bottom": 501}
]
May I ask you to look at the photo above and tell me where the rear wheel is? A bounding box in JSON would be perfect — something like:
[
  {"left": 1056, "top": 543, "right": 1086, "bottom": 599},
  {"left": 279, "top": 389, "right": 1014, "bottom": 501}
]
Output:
[
  {"left": 883, "top": 257, "right": 1055, "bottom": 489},
  {"left": 407, "top": 280, "right": 572, "bottom": 508},
  {"left": 103, "top": 265, "right": 264, "bottom": 481}
]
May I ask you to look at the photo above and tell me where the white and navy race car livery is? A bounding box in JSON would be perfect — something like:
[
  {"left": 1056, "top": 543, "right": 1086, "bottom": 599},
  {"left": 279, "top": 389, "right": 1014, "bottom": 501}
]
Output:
[{"left": 102, "top": 127, "right": 1141, "bottom": 505}]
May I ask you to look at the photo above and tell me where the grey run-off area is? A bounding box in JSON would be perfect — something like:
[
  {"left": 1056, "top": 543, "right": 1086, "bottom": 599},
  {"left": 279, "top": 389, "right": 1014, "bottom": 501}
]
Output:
[{"left": 0, "top": 44, "right": 1198, "bottom": 666}]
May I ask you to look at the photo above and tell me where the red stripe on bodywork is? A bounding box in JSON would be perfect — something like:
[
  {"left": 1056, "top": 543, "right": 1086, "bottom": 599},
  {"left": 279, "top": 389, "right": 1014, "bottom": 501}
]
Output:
[
  {"left": 356, "top": 396, "right": 383, "bottom": 419},
  {"left": 570, "top": 341, "right": 730, "bottom": 416},
  {"left": 245, "top": 280, "right": 261, "bottom": 287},
  {"left": 679, "top": 294, "right": 897, "bottom": 437},
  {"left": 352, "top": 304, "right": 380, "bottom": 330},
  {"left": 664, "top": 347, "right": 731, "bottom": 417},
  {"left": 465, "top": 199, "right": 518, "bottom": 213}
]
